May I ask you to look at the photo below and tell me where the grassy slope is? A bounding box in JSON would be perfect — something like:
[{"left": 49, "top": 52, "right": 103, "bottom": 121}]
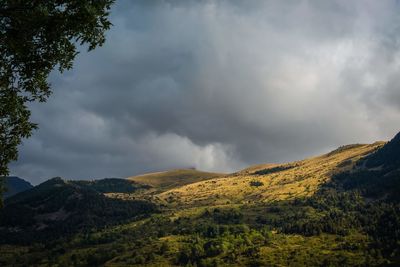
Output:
[
  {"left": 127, "top": 169, "right": 224, "bottom": 189},
  {"left": 157, "top": 143, "right": 384, "bottom": 207}
]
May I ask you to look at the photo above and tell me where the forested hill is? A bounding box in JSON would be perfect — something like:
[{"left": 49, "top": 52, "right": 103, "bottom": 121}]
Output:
[
  {"left": 4, "top": 177, "right": 33, "bottom": 199},
  {"left": 0, "top": 177, "right": 157, "bottom": 243}
]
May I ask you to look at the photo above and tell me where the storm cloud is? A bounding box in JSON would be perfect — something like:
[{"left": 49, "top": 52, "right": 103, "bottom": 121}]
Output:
[{"left": 10, "top": 0, "right": 400, "bottom": 184}]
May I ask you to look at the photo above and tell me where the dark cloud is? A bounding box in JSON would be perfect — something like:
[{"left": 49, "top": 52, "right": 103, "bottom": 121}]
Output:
[{"left": 10, "top": 0, "right": 400, "bottom": 184}]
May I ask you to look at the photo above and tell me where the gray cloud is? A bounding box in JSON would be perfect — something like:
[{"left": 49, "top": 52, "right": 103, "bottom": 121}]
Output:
[{"left": 10, "top": 0, "right": 400, "bottom": 184}]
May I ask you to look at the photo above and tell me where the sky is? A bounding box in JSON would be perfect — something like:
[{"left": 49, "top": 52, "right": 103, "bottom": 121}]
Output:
[{"left": 10, "top": 0, "right": 400, "bottom": 185}]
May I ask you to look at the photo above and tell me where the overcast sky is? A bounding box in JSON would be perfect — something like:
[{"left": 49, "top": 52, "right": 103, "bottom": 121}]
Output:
[{"left": 10, "top": 0, "right": 400, "bottom": 184}]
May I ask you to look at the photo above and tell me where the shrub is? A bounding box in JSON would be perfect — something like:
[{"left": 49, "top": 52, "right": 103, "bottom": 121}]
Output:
[{"left": 250, "top": 181, "right": 264, "bottom": 187}]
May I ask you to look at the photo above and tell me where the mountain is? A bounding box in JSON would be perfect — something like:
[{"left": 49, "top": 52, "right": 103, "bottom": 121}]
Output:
[
  {"left": 0, "top": 177, "right": 157, "bottom": 244},
  {"left": 1, "top": 133, "right": 400, "bottom": 266},
  {"left": 3, "top": 177, "right": 33, "bottom": 199},
  {"left": 365, "top": 131, "right": 400, "bottom": 168}
]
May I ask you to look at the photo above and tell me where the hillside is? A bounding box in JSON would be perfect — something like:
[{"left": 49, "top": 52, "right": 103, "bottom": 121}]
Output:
[
  {"left": 3, "top": 177, "right": 33, "bottom": 199},
  {"left": 152, "top": 143, "right": 384, "bottom": 207},
  {"left": 128, "top": 169, "right": 224, "bottom": 190},
  {"left": 0, "top": 177, "right": 157, "bottom": 243},
  {"left": 365, "top": 131, "right": 400, "bottom": 168},
  {"left": 111, "top": 143, "right": 384, "bottom": 208},
  {"left": 0, "top": 135, "right": 400, "bottom": 266}
]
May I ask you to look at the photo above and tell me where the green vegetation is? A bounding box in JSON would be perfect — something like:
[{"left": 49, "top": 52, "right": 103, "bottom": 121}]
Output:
[
  {"left": 128, "top": 169, "right": 224, "bottom": 190},
  {"left": 253, "top": 165, "right": 295, "bottom": 175},
  {"left": 365, "top": 132, "right": 400, "bottom": 168},
  {"left": 0, "top": 178, "right": 3, "bottom": 208},
  {"left": 0, "top": 135, "right": 400, "bottom": 266},
  {"left": 0, "top": 177, "right": 157, "bottom": 244},
  {"left": 0, "top": 203, "right": 393, "bottom": 266},
  {"left": 71, "top": 178, "right": 151, "bottom": 194},
  {"left": 249, "top": 180, "right": 264, "bottom": 187}
]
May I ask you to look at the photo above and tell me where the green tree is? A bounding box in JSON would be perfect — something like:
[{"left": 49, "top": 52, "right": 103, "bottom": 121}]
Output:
[{"left": 0, "top": 0, "right": 115, "bottom": 207}]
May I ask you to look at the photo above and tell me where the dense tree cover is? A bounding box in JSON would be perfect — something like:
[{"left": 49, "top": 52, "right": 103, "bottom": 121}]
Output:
[
  {"left": 71, "top": 178, "right": 151, "bottom": 193},
  {"left": 365, "top": 132, "right": 400, "bottom": 168},
  {"left": 0, "top": 0, "right": 115, "bottom": 206},
  {"left": 254, "top": 165, "right": 400, "bottom": 261},
  {"left": 0, "top": 204, "right": 390, "bottom": 266},
  {"left": 253, "top": 165, "right": 294, "bottom": 175},
  {"left": 0, "top": 177, "right": 157, "bottom": 243},
  {"left": 0, "top": 179, "right": 3, "bottom": 208}
]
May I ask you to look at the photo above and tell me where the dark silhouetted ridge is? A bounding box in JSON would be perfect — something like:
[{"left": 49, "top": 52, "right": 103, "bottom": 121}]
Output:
[
  {"left": 366, "top": 131, "right": 400, "bottom": 169},
  {"left": 0, "top": 177, "right": 157, "bottom": 244},
  {"left": 4, "top": 177, "right": 33, "bottom": 199}
]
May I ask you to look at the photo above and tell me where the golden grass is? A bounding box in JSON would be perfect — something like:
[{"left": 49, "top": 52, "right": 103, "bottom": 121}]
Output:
[
  {"left": 127, "top": 169, "right": 224, "bottom": 189},
  {"left": 155, "top": 142, "right": 385, "bottom": 208}
]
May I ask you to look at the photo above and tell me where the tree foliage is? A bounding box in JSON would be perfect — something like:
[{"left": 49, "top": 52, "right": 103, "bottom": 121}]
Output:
[{"left": 0, "top": 0, "right": 115, "bottom": 206}]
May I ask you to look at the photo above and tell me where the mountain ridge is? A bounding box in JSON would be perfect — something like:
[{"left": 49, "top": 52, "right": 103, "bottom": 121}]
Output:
[
  {"left": 0, "top": 177, "right": 157, "bottom": 244},
  {"left": 3, "top": 177, "right": 33, "bottom": 199}
]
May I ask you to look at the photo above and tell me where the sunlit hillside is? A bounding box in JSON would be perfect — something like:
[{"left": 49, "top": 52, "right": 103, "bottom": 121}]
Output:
[
  {"left": 155, "top": 142, "right": 385, "bottom": 207},
  {"left": 127, "top": 169, "right": 224, "bottom": 190}
]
